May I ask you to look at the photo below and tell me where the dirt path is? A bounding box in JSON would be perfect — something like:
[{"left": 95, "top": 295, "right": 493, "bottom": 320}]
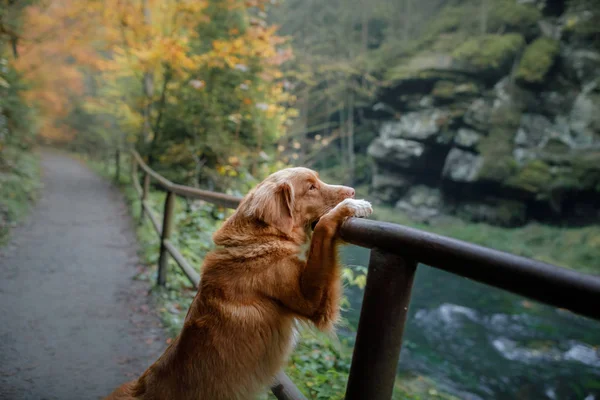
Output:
[{"left": 0, "top": 151, "right": 166, "bottom": 400}]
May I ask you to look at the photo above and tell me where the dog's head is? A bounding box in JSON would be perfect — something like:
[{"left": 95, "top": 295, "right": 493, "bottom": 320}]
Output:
[{"left": 243, "top": 167, "right": 354, "bottom": 235}]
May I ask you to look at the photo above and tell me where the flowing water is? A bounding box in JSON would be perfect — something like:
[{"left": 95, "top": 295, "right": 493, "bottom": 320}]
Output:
[{"left": 341, "top": 245, "right": 600, "bottom": 400}]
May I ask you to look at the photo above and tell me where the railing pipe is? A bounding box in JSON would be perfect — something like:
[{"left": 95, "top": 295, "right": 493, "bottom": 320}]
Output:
[
  {"left": 341, "top": 218, "right": 600, "bottom": 321},
  {"left": 345, "top": 249, "right": 417, "bottom": 400}
]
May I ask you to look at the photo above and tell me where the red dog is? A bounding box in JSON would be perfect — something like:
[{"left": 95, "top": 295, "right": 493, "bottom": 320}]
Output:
[{"left": 106, "top": 167, "right": 372, "bottom": 399}]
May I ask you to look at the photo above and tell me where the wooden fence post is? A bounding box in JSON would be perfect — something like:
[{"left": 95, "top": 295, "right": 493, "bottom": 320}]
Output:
[
  {"left": 157, "top": 191, "right": 176, "bottom": 286},
  {"left": 345, "top": 248, "right": 417, "bottom": 400},
  {"left": 140, "top": 172, "right": 150, "bottom": 223},
  {"left": 104, "top": 149, "right": 110, "bottom": 173},
  {"left": 114, "top": 148, "right": 121, "bottom": 183}
]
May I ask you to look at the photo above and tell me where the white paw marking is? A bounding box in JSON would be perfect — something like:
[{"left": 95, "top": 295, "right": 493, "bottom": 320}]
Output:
[{"left": 336, "top": 198, "right": 373, "bottom": 218}]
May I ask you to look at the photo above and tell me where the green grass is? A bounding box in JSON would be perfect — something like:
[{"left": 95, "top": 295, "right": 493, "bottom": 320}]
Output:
[{"left": 0, "top": 146, "right": 42, "bottom": 244}]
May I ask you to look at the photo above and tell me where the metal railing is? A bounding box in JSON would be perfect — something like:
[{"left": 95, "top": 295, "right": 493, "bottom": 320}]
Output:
[{"left": 116, "top": 149, "right": 600, "bottom": 400}]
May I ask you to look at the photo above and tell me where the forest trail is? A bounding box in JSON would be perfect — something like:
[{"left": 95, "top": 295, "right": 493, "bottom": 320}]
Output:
[{"left": 0, "top": 151, "right": 165, "bottom": 400}]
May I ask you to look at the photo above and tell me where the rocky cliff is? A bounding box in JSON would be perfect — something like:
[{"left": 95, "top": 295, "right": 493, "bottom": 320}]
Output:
[{"left": 367, "top": 0, "right": 600, "bottom": 226}]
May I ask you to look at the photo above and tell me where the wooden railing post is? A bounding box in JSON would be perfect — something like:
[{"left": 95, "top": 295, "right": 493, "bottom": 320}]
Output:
[
  {"left": 140, "top": 172, "right": 150, "bottom": 223},
  {"left": 104, "top": 149, "right": 110, "bottom": 173},
  {"left": 345, "top": 248, "right": 417, "bottom": 400},
  {"left": 157, "top": 191, "right": 175, "bottom": 286},
  {"left": 131, "top": 156, "right": 137, "bottom": 183},
  {"left": 115, "top": 148, "right": 121, "bottom": 183}
]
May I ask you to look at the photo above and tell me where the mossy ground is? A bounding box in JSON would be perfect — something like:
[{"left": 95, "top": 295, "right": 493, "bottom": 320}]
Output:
[{"left": 0, "top": 146, "right": 42, "bottom": 244}]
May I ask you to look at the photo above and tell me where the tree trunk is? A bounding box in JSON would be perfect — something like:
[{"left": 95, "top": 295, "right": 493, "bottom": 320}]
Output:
[
  {"left": 480, "top": 0, "right": 488, "bottom": 34},
  {"left": 148, "top": 66, "right": 172, "bottom": 161},
  {"left": 141, "top": 0, "right": 154, "bottom": 150},
  {"left": 301, "top": 86, "right": 310, "bottom": 162},
  {"left": 403, "top": 0, "right": 412, "bottom": 42},
  {"left": 10, "top": 36, "right": 18, "bottom": 58},
  {"left": 339, "top": 99, "right": 346, "bottom": 172},
  {"left": 361, "top": 0, "right": 369, "bottom": 53},
  {"left": 346, "top": 90, "right": 355, "bottom": 186}
]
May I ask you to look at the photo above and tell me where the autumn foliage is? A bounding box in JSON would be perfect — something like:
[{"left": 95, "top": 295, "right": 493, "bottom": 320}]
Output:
[{"left": 9, "top": 0, "right": 294, "bottom": 187}]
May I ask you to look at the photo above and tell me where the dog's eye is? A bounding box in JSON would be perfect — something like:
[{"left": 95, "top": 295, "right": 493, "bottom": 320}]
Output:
[{"left": 309, "top": 184, "right": 317, "bottom": 191}]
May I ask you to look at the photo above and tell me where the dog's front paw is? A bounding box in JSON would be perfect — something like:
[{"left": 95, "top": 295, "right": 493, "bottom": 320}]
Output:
[{"left": 335, "top": 198, "right": 373, "bottom": 218}]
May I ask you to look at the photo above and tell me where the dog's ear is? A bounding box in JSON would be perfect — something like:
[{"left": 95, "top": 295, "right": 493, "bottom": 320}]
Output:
[{"left": 250, "top": 181, "right": 295, "bottom": 235}]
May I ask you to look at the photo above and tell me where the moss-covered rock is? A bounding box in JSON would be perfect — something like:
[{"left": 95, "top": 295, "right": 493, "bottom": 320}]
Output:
[
  {"left": 455, "top": 197, "right": 527, "bottom": 227},
  {"left": 554, "top": 151, "right": 600, "bottom": 192},
  {"left": 432, "top": 80, "right": 480, "bottom": 102},
  {"left": 516, "top": 37, "right": 560, "bottom": 84},
  {"left": 367, "top": 1, "right": 600, "bottom": 226},
  {"left": 432, "top": 80, "right": 456, "bottom": 100},
  {"left": 487, "top": 0, "right": 542, "bottom": 36},
  {"left": 476, "top": 105, "right": 522, "bottom": 182},
  {"left": 452, "top": 34, "right": 525, "bottom": 79},
  {"left": 507, "top": 160, "right": 554, "bottom": 193},
  {"left": 562, "top": 5, "right": 600, "bottom": 46},
  {"left": 384, "top": 52, "right": 454, "bottom": 82}
]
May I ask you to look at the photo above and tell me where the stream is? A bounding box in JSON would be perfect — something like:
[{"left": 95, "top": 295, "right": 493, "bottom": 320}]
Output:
[{"left": 341, "top": 245, "right": 600, "bottom": 400}]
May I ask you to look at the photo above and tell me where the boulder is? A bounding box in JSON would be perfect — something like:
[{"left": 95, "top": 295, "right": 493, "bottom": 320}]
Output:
[
  {"left": 568, "top": 83, "right": 600, "bottom": 147},
  {"left": 561, "top": 48, "right": 600, "bottom": 85},
  {"left": 464, "top": 98, "right": 493, "bottom": 131},
  {"left": 512, "top": 147, "right": 537, "bottom": 165},
  {"left": 514, "top": 114, "right": 554, "bottom": 148},
  {"left": 379, "top": 110, "right": 448, "bottom": 142},
  {"left": 494, "top": 77, "right": 541, "bottom": 111},
  {"left": 395, "top": 185, "right": 443, "bottom": 222},
  {"left": 367, "top": 137, "right": 425, "bottom": 169},
  {"left": 431, "top": 80, "right": 480, "bottom": 103},
  {"left": 455, "top": 198, "right": 527, "bottom": 227},
  {"left": 538, "top": 19, "right": 562, "bottom": 40},
  {"left": 515, "top": 113, "right": 578, "bottom": 150},
  {"left": 385, "top": 51, "right": 455, "bottom": 82},
  {"left": 539, "top": 90, "right": 576, "bottom": 117},
  {"left": 365, "top": 1, "right": 600, "bottom": 227},
  {"left": 515, "top": 37, "right": 560, "bottom": 84},
  {"left": 442, "top": 148, "right": 484, "bottom": 183},
  {"left": 371, "top": 173, "right": 412, "bottom": 204},
  {"left": 451, "top": 34, "right": 525, "bottom": 81},
  {"left": 454, "top": 128, "right": 482, "bottom": 149}
]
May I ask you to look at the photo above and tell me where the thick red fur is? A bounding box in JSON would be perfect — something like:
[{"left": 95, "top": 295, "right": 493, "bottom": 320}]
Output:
[{"left": 105, "top": 167, "right": 369, "bottom": 400}]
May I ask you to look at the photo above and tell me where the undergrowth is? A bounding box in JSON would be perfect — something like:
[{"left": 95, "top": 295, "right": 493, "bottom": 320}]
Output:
[{"left": 0, "top": 146, "right": 41, "bottom": 244}]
